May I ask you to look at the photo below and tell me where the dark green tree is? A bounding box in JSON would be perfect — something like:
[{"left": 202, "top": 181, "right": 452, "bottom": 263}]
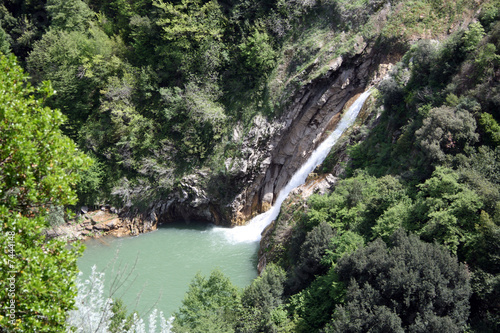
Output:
[
  {"left": 173, "top": 269, "right": 241, "bottom": 333},
  {"left": 288, "top": 221, "right": 335, "bottom": 292},
  {"left": 27, "top": 23, "right": 127, "bottom": 138},
  {"left": 479, "top": 112, "right": 500, "bottom": 146},
  {"left": 329, "top": 230, "right": 471, "bottom": 333},
  {"left": 415, "top": 106, "right": 479, "bottom": 162},
  {"left": 0, "top": 23, "right": 10, "bottom": 54},
  {"left": 239, "top": 264, "right": 289, "bottom": 332},
  {"left": 46, "top": 0, "right": 93, "bottom": 32}
]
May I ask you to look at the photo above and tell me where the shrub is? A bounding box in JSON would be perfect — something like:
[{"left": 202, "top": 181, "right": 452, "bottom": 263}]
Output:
[
  {"left": 329, "top": 230, "right": 471, "bottom": 332},
  {"left": 415, "top": 106, "right": 478, "bottom": 162}
]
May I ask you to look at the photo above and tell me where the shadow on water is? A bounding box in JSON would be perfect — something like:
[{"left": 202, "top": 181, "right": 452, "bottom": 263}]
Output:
[{"left": 156, "top": 220, "right": 215, "bottom": 232}]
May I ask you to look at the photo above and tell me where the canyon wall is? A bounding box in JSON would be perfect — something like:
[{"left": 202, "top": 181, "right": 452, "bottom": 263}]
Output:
[{"left": 119, "top": 40, "right": 394, "bottom": 233}]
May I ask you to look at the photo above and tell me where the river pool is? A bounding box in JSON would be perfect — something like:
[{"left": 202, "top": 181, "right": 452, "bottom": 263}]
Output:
[{"left": 78, "top": 222, "right": 259, "bottom": 318}]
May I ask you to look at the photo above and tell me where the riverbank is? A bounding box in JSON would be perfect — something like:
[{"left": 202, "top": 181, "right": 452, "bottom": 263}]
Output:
[{"left": 47, "top": 208, "right": 133, "bottom": 241}]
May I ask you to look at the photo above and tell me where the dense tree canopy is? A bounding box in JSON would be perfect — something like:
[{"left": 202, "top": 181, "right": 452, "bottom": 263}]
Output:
[
  {"left": 0, "top": 54, "right": 90, "bottom": 212},
  {"left": 331, "top": 230, "right": 471, "bottom": 332},
  {"left": 0, "top": 0, "right": 499, "bottom": 332},
  {"left": 173, "top": 269, "right": 241, "bottom": 333},
  {"left": 0, "top": 54, "right": 89, "bottom": 331}
]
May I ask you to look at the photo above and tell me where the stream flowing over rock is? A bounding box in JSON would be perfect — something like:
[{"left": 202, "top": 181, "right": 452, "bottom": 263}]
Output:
[{"left": 117, "top": 41, "right": 396, "bottom": 235}]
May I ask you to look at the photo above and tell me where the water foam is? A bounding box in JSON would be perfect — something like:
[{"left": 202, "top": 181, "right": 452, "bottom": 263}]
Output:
[{"left": 214, "top": 89, "right": 373, "bottom": 243}]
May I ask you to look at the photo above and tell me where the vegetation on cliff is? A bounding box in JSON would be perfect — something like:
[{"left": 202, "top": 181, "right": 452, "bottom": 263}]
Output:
[
  {"left": 1, "top": 0, "right": 482, "bottom": 211},
  {"left": 1, "top": 0, "right": 500, "bottom": 332},
  {"left": 249, "top": 4, "right": 500, "bottom": 331},
  {"left": 174, "top": 2, "right": 500, "bottom": 332}
]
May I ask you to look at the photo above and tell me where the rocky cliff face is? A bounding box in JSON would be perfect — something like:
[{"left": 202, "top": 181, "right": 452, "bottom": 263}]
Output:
[
  {"left": 119, "top": 41, "right": 394, "bottom": 231},
  {"left": 256, "top": 93, "right": 381, "bottom": 273},
  {"left": 229, "top": 47, "right": 377, "bottom": 225}
]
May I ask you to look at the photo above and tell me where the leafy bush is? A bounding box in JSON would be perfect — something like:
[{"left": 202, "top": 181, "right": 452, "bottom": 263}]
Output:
[
  {"left": 239, "top": 27, "right": 277, "bottom": 75},
  {"left": 329, "top": 230, "right": 471, "bottom": 332},
  {"left": 240, "top": 264, "right": 289, "bottom": 332},
  {"left": 415, "top": 106, "right": 478, "bottom": 162},
  {"left": 173, "top": 270, "right": 241, "bottom": 333},
  {"left": 414, "top": 167, "right": 483, "bottom": 254},
  {"left": 46, "top": 0, "right": 93, "bottom": 32},
  {"left": 288, "top": 222, "right": 336, "bottom": 292},
  {"left": 479, "top": 112, "right": 500, "bottom": 146}
]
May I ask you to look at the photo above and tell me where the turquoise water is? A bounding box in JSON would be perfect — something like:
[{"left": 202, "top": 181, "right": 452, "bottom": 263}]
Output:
[{"left": 78, "top": 222, "right": 259, "bottom": 318}]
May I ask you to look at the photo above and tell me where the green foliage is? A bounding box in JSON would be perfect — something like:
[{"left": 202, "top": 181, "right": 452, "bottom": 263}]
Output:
[
  {"left": 240, "top": 264, "right": 290, "bottom": 332},
  {"left": 480, "top": 0, "right": 500, "bottom": 28},
  {"left": 479, "top": 112, "right": 500, "bottom": 146},
  {"left": 466, "top": 211, "right": 500, "bottom": 274},
  {"left": 462, "top": 22, "right": 486, "bottom": 53},
  {"left": 322, "top": 230, "right": 365, "bottom": 266},
  {"left": 291, "top": 268, "right": 345, "bottom": 332},
  {"left": 304, "top": 172, "right": 410, "bottom": 239},
  {"left": 288, "top": 222, "right": 336, "bottom": 292},
  {"left": 371, "top": 200, "right": 412, "bottom": 241},
  {"left": 0, "top": 210, "right": 84, "bottom": 332},
  {"left": 378, "top": 76, "right": 406, "bottom": 108},
  {"left": 154, "top": 0, "right": 223, "bottom": 45},
  {"left": 27, "top": 26, "right": 127, "bottom": 135},
  {"left": 46, "top": 0, "right": 93, "bottom": 32},
  {"left": 0, "top": 23, "right": 11, "bottom": 54},
  {"left": 242, "top": 264, "right": 286, "bottom": 310},
  {"left": 154, "top": 0, "right": 227, "bottom": 78},
  {"left": 0, "top": 54, "right": 91, "bottom": 213},
  {"left": 330, "top": 230, "right": 471, "bottom": 332},
  {"left": 415, "top": 106, "right": 478, "bottom": 162},
  {"left": 159, "top": 82, "right": 227, "bottom": 164},
  {"left": 405, "top": 39, "right": 441, "bottom": 91},
  {"left": 173, "top": 269, "right": 241, "bottom": 333},
  {"left": 290, "top": 230, "right": 364, "bottom": 332},
  {"left": 75, "top": 155, "right": 105, "bottom": 206},
  {"left": 381, "top": 0, "right": 466, "bottom": 42},
  {"left": 0, "top": 53, "right": 88, "bottom": 331},
  {"left": 469, "top": 268, "right": 500, "bottom": 332},
  {"left": 2, "top": 1, "right": 498, "bottom": 331},
  {"left": 414, "top": 167, "right": 483, "bottom": 254},
  {"left": 239, "top": 27, "right": 277, "bottom": 74},
  {"left": 109, "top": 299, "right": 135, "bottom": 333},
  {"left": 0, "top": 0, "right": 49, "bottom": 59},
  {"left": 474, "top": 42, "right": 500, "bottom": 81}
]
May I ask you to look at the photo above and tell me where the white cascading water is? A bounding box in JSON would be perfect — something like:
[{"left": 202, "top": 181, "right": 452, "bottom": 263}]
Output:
[{"left": 215, "top": 89, "right": 373, "bottom": 243}]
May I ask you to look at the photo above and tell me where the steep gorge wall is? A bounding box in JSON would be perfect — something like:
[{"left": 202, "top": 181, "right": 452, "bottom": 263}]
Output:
[
  {"left": 120, "top": 41, "right": 394, "bottom": 233},
  {"left": 230, "top": 46, "right": 382, "bottom": 225}
]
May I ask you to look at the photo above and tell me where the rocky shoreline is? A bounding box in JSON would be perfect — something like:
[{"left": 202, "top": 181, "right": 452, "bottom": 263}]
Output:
[{"left": 47, "top": 208, "right": 134, "bottom": 242}]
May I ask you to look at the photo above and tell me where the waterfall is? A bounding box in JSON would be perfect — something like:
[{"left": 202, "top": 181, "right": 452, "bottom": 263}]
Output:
[{"left": 215, "top": 89, "right": 373, "bottom": 243}]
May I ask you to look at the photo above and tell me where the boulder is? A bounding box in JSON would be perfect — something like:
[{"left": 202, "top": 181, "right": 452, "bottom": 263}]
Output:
[{"left": 93, "top": 223, "right": 110, "bottom": 231}]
